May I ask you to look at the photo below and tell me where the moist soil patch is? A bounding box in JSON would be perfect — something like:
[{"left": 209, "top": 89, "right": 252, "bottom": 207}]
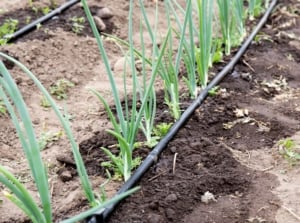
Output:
[{"left": 0, "top": 0, "right": 300, "bottom": 222}]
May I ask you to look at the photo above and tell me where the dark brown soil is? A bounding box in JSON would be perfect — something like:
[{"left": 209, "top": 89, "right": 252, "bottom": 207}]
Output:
[{"left": 0, "top": 4, "right": 116, "bottom": 43}]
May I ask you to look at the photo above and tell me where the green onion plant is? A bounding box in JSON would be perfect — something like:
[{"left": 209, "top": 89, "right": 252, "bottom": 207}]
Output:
[
  {"left": 233, "top": 0, "right": 246, "bottom": 45},
  {"left": 248, "top": 0, "right": 264, "bottom": 20},
  {"left": 195, "top": 0, "right": 214, "bottom": 88},
  {"left": 81, "top": 0, "right": 170, "bottom": 181},
  {"left": 0, "top": 61, "right": 51, "bottom": 222},
  {"left": 137, "top": 23, "right": 158, "bottom": 147},
  {"left": 0, "top": 51, "right": 139, "bottom": 223},
  {"left": 139, "top": 0, "right": 182, "bottom": 120},
  {"left": 166, "top": 0, "right": 199, "bottom": 98},
  {"left": 0, "top": 53, "right": 97, "bottom": 208}
]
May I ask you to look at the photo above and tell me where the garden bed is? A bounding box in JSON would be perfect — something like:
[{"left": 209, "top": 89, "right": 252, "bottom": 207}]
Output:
[{"left": 0, "top": 0, "right": 300, "bottom": 222}]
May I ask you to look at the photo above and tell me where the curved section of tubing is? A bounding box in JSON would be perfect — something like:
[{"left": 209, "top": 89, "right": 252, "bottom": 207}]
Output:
[
  {"left": 6, "top": 0, "right": 80, "bottom": 42},
  {"left": 86, "top": 0, "right": 278, "bottom": 222}
]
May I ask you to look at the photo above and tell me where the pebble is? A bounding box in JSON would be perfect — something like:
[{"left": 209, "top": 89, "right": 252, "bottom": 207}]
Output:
[
  {"left": 59, "top": 170, "right": 73, "bottom": 182},
  {"left": 289, "top": 40, "right": 300, "bottom": 50},
  {"left": 165, "top": 193, "right": 177, "bottom": 202},
  {"left": 147, "top": 213, "right": 163, "bottom": 223},
  {"left": 165, "top": 208, "right": 175, "bottom": 220},
  {"left": 32, "top": 118, "right": 40, "bottom": 125},
  {"left": 149, "top": 201, "right": 159, "bottom": 210},
  {"left": 56, "top": 154, "right": 75, "bottom": 165},
  {"left": 93, "top": 16, "right": 106, "bottom": 31},
  {"left": 97, "top": 7, "right": 114, "bottom": 19},
  {"left": 113, "top": 56, "right": 132, "bottom": 75},
  {"left": 170, "top": 146, "right": 177, "bottom": 153},
  {"left": 70, "top": 77, "right": 79, "bottom": 85}
]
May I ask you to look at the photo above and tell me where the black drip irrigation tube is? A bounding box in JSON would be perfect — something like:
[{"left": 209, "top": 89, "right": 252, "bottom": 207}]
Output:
[
  {"left": 6, "top": 0, "right": 80, "bottom": 42},
  {"left": 85, "top": 0, "right": 278, "bottom": 222}
]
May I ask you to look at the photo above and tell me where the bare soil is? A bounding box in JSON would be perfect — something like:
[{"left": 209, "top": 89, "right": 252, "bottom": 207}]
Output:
[{"left": 0, "top": 0, "right": 300, "bottom": 223}]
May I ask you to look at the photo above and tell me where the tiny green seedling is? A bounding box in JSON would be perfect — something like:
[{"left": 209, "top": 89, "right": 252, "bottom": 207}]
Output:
[
  {"left": 138, "top": 122, "right": 173, "bottom": 148},
  {"left": 50, "top": 79, "right": 74, "bottom": 100},
  {"left": 211, "top": 38, "right": 224, "bottom": 64},
  {"left": 40, "top": 96, "right": 51, "bottom": 108},
  {"left": 254, "top": 32, "right": 273, "bottom": 44},
  {"left": 208, "top": 86, "right": 220, "bottom": 96},
  {"left": 0, "top": 19, "right": 18, "bottom": 45},
  {"left": 96, "top": 170, "right": 111, "bottom": 203},
  {"left": 153, "top": 122, "right": 172, "bottom": 138},
  {"left": 278, "top": 138, "right": 300, "bottom": 166},
  {"left": 26, "top": 16, "right": 31, "bottom": 24},
  {"left": 38, "top": 130, "right": 63, "bottom": 150},
  {"left": 70, "top": 16, "right": 85, "bottom": 34},
  {"left": 36, "top": 23, "right": 42, "bottom": 30},
  {"left": 41, "top": 6, "right": 51, "bottom": 15},
  {"left": 101, "top": 154, "right": 142, "bottom": 181},
  {"left": 248, "top": 0, "right": 264, "bottom": 20}
]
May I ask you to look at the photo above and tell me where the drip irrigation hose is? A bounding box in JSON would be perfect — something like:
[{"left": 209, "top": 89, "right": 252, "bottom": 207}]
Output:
[
  {"left": 6, "top": 0, "right": 80, "bottom": 42},
  {"left": 86, "top": 0, "right": 278, "bottom": 222}
]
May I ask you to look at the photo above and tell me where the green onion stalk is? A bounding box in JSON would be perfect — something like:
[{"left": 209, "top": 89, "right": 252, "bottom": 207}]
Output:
[
  {"left": 81, "top": 0, "right": 170, "bottom": 181},
  {"left": 196, "top": 0, "right": 214, "bottom": 88},
  {"left": 233, "top": 0, "right": 246, "bottom": 45},
  {"left": 217, "top": 0, "right": 231, "bottom": 55}
]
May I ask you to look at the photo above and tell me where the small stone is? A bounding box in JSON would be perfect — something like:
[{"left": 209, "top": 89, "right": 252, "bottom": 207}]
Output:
[
  {"left": 32, "top": 118, "right": 40, "bottom": 125},
  {"left": 97, "top": 7, "right": 114, "bottom": 19},
  {"left": 165, "top": 208, "right": 175, "bottom": 220},
  {"left": 190, "top": 141, "right": 202, "bottom": 147},
  {"left": 170, "top": 146, "right": 177, "bottom": 153},
  {"left": 201, "top": 191, "right": 217, "bottom": 204},
  {"left": 147, "top": 213, "right": 163, "bottom": 223},
  {"left": 59, "top": 170, "right": 73, "bottom": 182},
  {"left": 70, "top": 77, "right": 79, "bottom": 85},
  {"left": 113, "top": 57, "right": 132, "bottom": 75},
  {"left": 93, "top": 16, "right": 106, "bottom": 31},
  {"left": 165, "top": 193, "right": 177, "bottom": 202},
  {"left": 149, "top": 201, "right": 159, "bottom": 210},
  {"left": 289, "top": 40, "right": 300, "bottom": 51},
  {"left": 56, "top": 154, "right": 75, "bottom": 165}
]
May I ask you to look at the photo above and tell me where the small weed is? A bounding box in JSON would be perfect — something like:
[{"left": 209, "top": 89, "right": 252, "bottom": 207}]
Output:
[
  {"left": 96, "top": 170, "right": 111, "bottom": 203},
  {"left": 211, "top": 38, "right": 224, "bottom": 63},
  {"left": 286, "top": 53, "right": 295, "bottom": 62},
  {"left": 0, "top": 19, "right": 18, "bottom": 45},
  {"left": 50, "top": 79, "right": 74, "bottom": 100},
  {"left": 101, "top": 156, "right": 141, "bottom": 181},
  {"left": 41, "top": 6, "right": 51, "bottom": 15},
  {"left": 208, "top": 86, "right": 220, "bottom": 96},
  {"left": 36, "top": 23, "right": 42, "bottom": 30},
  {"left": 254, "top": 32, "right": 273, "bottom": 44},
  {"left": 26, "top": 16, "right": 31, "bottom": 24},
  {"left": 153, "top": 122, "right": 172, "bottom": 138},
  {"left": 40, "top": 96, "right": 51, "bottom": 108},
  {"left": 31, "top": 6, "right": 39, "bottom": 14},
  {"left": 278, "top": 138, "right": 300, "bottom": 166},
  {"left": 38, "top": 130, "right": 63, "bottom": 150},
  {"left": 70, "top": 16, "right": 85, "bottom": 34},
  {"left": 49, "top": 0, "right": 57, "bottom": 8}
]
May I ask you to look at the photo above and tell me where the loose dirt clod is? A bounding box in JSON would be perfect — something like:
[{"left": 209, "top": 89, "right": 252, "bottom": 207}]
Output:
[
  {"left": 97, "top": 7, "right": 114, "bottom": 19},
  {"left": 93, "top": 16, "right": 106, "bottom": 31},
  {"left": 201, "top": 191, "right": 217, "bottom": 204}
]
